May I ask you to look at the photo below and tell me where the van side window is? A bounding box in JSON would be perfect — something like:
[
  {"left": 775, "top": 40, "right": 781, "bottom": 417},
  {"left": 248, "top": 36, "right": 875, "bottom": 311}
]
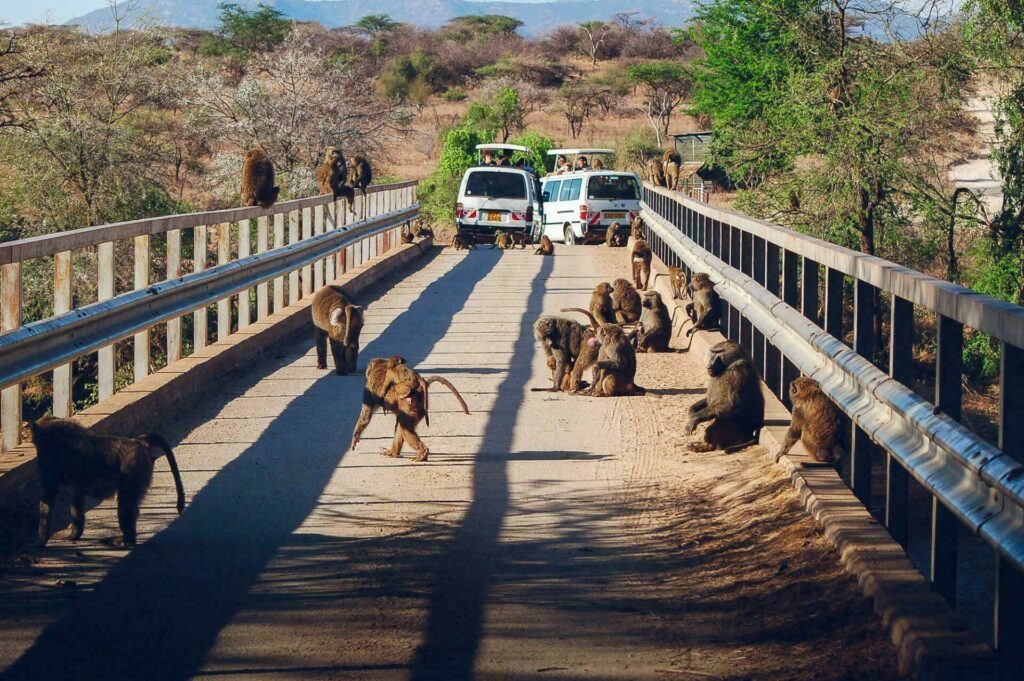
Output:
[
  {"left": 543, "top": 180, "right": 561, "bottom": 202},
  {"left": 560, "top": 178, "right": 582, "bottom": 202}
]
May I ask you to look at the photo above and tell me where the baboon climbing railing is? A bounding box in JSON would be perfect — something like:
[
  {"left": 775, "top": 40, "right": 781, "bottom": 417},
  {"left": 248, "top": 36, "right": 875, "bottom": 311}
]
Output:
[
  {"left": 641, "top": 182, "right": 1024, "bottom": 663},
  {"left": 0, "top": 181, "right": 418, "bottom": 452}
]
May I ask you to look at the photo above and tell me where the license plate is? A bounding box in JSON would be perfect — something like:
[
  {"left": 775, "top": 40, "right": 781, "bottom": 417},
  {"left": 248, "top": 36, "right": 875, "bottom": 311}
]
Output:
[
  {"left": 486, "top": 211, "right": 503, "bottom": 222},
  {"left": 604, "top": 212, "right": 625, "bottom": 219}
]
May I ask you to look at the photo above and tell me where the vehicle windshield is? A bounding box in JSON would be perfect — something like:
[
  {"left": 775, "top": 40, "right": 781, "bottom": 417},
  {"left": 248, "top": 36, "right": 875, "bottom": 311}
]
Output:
[
  {"left": 587, "top": 175, "right": 640, "bottom": 201},
  {"left": 464, "top": 171, "right": 527, "bottom": 199}
]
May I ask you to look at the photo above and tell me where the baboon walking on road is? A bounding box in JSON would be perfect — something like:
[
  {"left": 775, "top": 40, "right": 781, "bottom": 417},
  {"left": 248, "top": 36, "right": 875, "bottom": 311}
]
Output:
[
  {"left": 311, "top": 285, "right": 364, "bottom": 375},
  {"left": 631, "top": 239, "right": 652, "bottom": 290}
]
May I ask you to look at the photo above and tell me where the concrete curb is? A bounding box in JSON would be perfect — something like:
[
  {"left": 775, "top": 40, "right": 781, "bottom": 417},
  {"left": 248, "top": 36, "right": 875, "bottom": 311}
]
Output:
[
  {"left": 645, "top": 254, "right": 999, "bottom": 681},
  {"left": 0, "top": 237, "right": 433, "bottom": 507}
]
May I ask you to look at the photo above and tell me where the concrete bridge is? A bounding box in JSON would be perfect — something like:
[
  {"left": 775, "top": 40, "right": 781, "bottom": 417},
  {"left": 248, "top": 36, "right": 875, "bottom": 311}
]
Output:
[{"left": 0, "top": 181, "right": 1022, "bottom": 680}]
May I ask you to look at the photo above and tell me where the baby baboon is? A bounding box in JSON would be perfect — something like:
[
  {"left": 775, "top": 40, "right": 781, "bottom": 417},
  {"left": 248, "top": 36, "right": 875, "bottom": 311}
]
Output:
[
  {"left": 668, "top": 266, "right": 687, "bottom": 300},
  {"left": 509, "top": 231, "right": 529, "bottom": 249},
  {"left": 534, "top": 234, "right": 554, "bottom": 256},
  {"left": 32, "top": 417, "right": 186, "bottom": 548},
  {"left": 605, "top": 222, "right": 627, "bottom": 247},
  {"left": 648, "top": 158, "right": 665, "bottom": 187},
  {"left": 589, "top": 282, "right": 615, "bottom": 325},
  {"left": 663, "top": 149, "right": 682, "bottom": 191},
  {"left": 584, "top": 324, "right": 642, "bottom": 397},
  {"left": 414, "top": 223, "right": 434, "bottom": 239},
  {"left": 316, "top": 146, "right": 351, "bottom": 201},
  {"left": 493, "top": 230, "right": 513, "bottom": 250},
  {"left": 631, "top": 239, "right": 652, "bottom": 290},
  {"left": 311, "top": 285, "right": 364, "bottom": 375},
  {"left": 685, "top": 272, "right": 722, "bottom": 337},
  {"left": 452, "top": 232, "right": 477, "bottom": 250},
  {"left": 533, "top": 315, "right": 589, "bottom": 392},
  {"left": 241, "top": 148, "right": 280, "bottom": 209},
  {"left": 611, "top": 277, "right": 642, "bottom": 324},
  {"left": 630, "top": 216, "right": 645, "bottom": 241},
  {"left": 684, "top": 341, "right": 764, "bottom": 452},
  {"left": 781, "top": 377, "right": 842, "bottom": 466},
  {"left": 350, "top": 356, "right": 469, "bottom": 462},
  {"left": 634, "top": 291, "right": 672, "bottom": 353},
  {"left": 401, "top": 226, "right": 414, "bottom": 244}
]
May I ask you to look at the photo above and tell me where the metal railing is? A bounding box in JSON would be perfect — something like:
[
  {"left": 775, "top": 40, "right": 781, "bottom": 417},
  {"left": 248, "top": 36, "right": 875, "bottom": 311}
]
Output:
[
  {"left": 641, "top": 183, "right": 1024, "bottom": 665},
  {"left": 0, "top": 182, "right": 418, "bottom": 452}
]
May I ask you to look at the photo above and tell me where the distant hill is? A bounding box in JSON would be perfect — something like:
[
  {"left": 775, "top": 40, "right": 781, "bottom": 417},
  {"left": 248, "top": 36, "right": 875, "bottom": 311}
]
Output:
[{"left": 68, "top": 0, "right": 696, "bottom": 36}]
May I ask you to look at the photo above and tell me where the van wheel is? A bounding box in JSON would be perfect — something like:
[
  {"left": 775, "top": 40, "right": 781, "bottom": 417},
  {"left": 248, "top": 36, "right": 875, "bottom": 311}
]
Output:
[{"left": 564, "top": 226, "right": 576, "bottom": 246}]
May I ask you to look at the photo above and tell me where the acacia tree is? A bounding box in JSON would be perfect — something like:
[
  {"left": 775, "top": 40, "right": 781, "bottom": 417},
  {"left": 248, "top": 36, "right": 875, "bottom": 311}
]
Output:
[
  {"left": 0, "top": 27, "right": 41, "bottom": 130},
  {"left": 578, "top": 21, "right": 614, "bottom": 66},
  {"left": 627, "top": 61, "right": 691, "bottom": 147},
  {"left": 556, "top": 82, "right": 591, "bottom": 138}
]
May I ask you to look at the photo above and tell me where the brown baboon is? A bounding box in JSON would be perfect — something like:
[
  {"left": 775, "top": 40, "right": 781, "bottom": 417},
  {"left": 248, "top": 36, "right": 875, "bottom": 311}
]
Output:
[
  {"left": 316, "top": 146, "right": 351, "bottom": 201},
  {"left": 350, "top": 356, "right": 470, "bottom": 462},
  {"left": 684, "top": 273, "right": 722, "bottom": 337},
  {"left": 611, "top": 278, "right": 642, "bottom": 324},
  {"left": 584, "top": 324, "right": 642, "bottom": 397},
  {"left": 347, "top": 155, "right": 373, "bottom": 217},
  {"left": 401, "top": 226, "right": 414, "bottom": 244},
  {"left": 414, "top": 223, "right": 434, "bottom": 239},
  {"left": 589, "top": 282, "right": 615, "bottom": 325},
  {"left": 663, "top": 149, "right": 682, "bottom": 190},
  {"left": 663, "top": 148, "right": 682, "bottom": 166},
  {"left": 781, "top": 377, "right": 842, "bottom": 466},
  {"left": 533, "top": 315, "right": 589, "bottom": 392},
  {"left": 631, "top": 239, "right": 652, "bottom": 290},
  {"left": 648, "top": 158, "right": 665, "bottom": 187},
  {"left": 31, "top": 417, "right": 186, "bottom": 548},
  {"left": 509, "top": 231, "right": 529, "bottom": 249},
  {"left": 630, "top": 216, "right": 645, "bottom": 241},
  {"left": 684, "top": 341, "right": 764, "bottom": 452},
  {"left": 534, "top": 235, "right": 554, "bottom": 256},
  {"left": 312, "top": 285, "right": 364, "bottom": 375},
  {"left": 605, "top": 222, "right": 627, "bottom": 247},
  {"left": 452, "top": 232, "right": 477, "bottom": 250},
  {"left": 493, "top": 230, "right": 513, "bottom": 249},
  {"left": 241, "top": 149, "right": 280, "bottom": 209},
  {"left": 634, "top": 291, "right": 672, "bottom": 353},
  {"left": 668, "top": 266, "right": 687, "bottom": 300},
  {"left": 567, "top": 327, "right": 599, "bottom": 392}
]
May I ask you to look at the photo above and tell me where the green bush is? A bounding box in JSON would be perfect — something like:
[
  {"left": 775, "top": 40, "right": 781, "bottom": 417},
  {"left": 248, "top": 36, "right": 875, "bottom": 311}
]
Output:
[
  {"left": 377, "top": 51, "right": 446, "bottom": 103},
  {"left": 508, "top": 131, "right": 555, "bottom": 173},
  {"left": 441, "top": 88, "right": 467, "bottom": 102}
]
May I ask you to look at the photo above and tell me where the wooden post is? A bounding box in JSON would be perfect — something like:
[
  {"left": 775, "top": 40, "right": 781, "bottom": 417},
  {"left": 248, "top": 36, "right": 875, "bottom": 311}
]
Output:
[
  {"left": 273, "top": 213, "right": 285, "bottom": 312},
  {"left": 932, "top": 314, "right": 963, "bottom": 604},
  {"left": 314, "top": 204, "right": 325, "bottom": 291},
  {"left": 237, "top": 220, "right": 251, "bottom": 329},
  {"left": 167, "top": 229, "right": 182, "bottom": 363},
  {"left": 52, "top": 251, "right": 73, "bottom": 418},
  {"left": 325, "top": 202, "right": 336, "bottom": 282},
  {"left": 886, "top": 296, "right": 913, "bottom": 546},
  {"left": 256, "top": 216, "right": 269, "bottom": 320},
  {"left": 289, "top": 210, "right": 300, "bottom": 305},
  {"left": 217, "top": 223, "right": 230, "bottom": 341},
  {"left": 301, "top": 207, "right": 313, "bottom": 298},
  {"left": 97, "top": 241, "right": 115, "bottom": 399},
  {"left": 193, "top": 226, "right": 208, "bottom": 350},
  {"left": 133, "top": 235, "right": 150, "bottom": 383},
  {"left": 851, "top": 279, "right": 877, "bottom": 505},
  {"left": 1, "top": 262, "right": 22, "bottom": 451}
]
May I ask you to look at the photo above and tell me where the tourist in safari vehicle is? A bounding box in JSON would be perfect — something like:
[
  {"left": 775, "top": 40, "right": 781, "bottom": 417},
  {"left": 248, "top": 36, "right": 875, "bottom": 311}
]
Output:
[{"left": 455, "top": 143, "right": 543, "bottom": 243}]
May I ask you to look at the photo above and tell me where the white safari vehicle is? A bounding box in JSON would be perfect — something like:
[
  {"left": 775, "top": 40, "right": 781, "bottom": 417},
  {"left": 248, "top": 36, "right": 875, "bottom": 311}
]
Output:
[
  {"left": 539, "top": 149, "right": 642, "bottom": 245},
  {"left": 455, "top": 144, "right": 542, "bottom": 242}
]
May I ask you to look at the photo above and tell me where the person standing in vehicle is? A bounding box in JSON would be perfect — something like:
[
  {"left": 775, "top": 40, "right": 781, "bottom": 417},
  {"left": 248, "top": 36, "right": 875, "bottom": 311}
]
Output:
[
  {"left": 575, "top": 155, "right": 589, "bottom": 170},
  {"left": 481, "top": 150, "right": 496, "bottom": 166}
]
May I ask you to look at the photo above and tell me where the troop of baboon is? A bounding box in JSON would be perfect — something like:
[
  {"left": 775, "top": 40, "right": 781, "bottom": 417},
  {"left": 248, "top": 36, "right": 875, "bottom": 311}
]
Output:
[{"left": 243, "top": 146, "right": 375, "bottom": 211}]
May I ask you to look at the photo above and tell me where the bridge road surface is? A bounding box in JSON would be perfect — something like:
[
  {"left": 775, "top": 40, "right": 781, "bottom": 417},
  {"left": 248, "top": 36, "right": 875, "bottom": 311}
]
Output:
[{"left": 0, "top": 245, "right": 902, "bottom": 680}]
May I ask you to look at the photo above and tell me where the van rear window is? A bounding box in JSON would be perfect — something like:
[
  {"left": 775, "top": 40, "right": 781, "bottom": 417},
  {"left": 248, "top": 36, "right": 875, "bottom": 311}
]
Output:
[
  {"left": 465, "top": 171, "right": 526, "bottom": 199},
  {"left": 587, "top": 176, "right": 640, "bottom": 201}
]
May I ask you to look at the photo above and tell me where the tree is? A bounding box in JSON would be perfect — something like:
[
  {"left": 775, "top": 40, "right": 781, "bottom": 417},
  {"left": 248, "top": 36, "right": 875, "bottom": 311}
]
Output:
[
  {"left": 443, "top": 15, "right": 523, "bottom": 40},
  {"left": 354, "top": 14, "right": 397, "bottom": 37},
  {"left": 0, "top": 26, "right": 41, "bottom": 130},
  {"left": 556, "top": 82, "right": 591, "bottom": 139},
  {"left": 626, "top": 61, "right": 691, "bottom": 147},
  {"left": 198, "top": 3, "right": 290, "bottom": 59},
  {"left": 578, "top": 21, "right": 613, "bottom": 66}
]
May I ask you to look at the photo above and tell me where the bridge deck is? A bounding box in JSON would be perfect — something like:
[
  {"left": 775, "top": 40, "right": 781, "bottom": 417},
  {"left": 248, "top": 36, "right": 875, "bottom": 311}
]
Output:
[{"left": 1, "top": 246, "right": 900, "bottom": 680}]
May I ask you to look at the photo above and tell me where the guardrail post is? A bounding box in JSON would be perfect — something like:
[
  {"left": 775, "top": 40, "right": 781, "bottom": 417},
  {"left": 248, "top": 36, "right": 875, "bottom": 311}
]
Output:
[
  {"left": 193, "top": 226, "right": 208, "bottom": 350},
  {"left": 52, "top": 250, "right": 73, "bottom": 418},
  {"left": 273, "top": 213, "right": 285, "bottom": 312},
  {"left": 1, "top": 262, "right": 22, "bottom": 451},
  {"left": 886, "top": 296, "right": 913, "bottom": 546},
  {"left": 851, "top": 280, "right": 877, "bottom": 505},
  {"left": 256, "top": 216, "right": 269, "bottom": 321},
  {"left": 996, "top": 556, "right": 1024, "bottom": 675},
  {"left": 739, "top": 231, "right": 753, "bottom": 352},
  {"left": 167, "top": 229, "right": 182, "bottom": 363},
  {"left": 301, "top": 207, "right": 313, "bottom": 298},
  {"left": 932, "top": 314, "right": 962, "bottom": 604},
  {"left": 825, "top": 267, "right": 844, "bottom": 340},
  {"left": 325, "top": 202, "right": 336, "bottom": 282},
  {"left": 781, "top": 250, "right": 800, "bottom": 406},
  {"left": 217, "top": 223, "right": 231, "bottom": 341},
  {"left": 802, "top": 258, "right": 820, "bottom": 326},
  {"left": 727, "top": 226, "right": 740, "bottom": 341},
  {"left": 237, "top": 220, "right": 251, "bottom": 329},
  {"left": 752, "top": 237, "right": 766, "bottom": 375},
  {"left": 765, "top": 243, "right": 782, "bottom": 393},
  {"left": 134, "top": 235, "right": 151, "bottom": 382},
  {"left": 98, "top": 241, "right": 115, "bottom": 398},
  {"left": 314, "top": 204, "right": 325, "bottom": 291},
  {"left": 288, "top": 210, "right": 300, "bottom": 305}
]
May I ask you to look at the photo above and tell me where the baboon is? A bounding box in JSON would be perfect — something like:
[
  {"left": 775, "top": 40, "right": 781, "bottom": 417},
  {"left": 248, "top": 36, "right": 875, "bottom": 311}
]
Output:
[
  {"left": 663, "top": 149, "right": 682, "bottom": 191},
  {"left": 567, "top": 327, "right": 599, "bottom": 392},
  {"left": 631, "top": 239, "right": 652, "bottom": 290},
  {"left": 611, "top": 278, "right": 642, "bottom": 324},
  {"left": 668, "top": 266, "right": 687, "bottom": 300},
  {"left": 316, "top": 146, "right": 351, "bottom": 200},
  {"left": 685, "top": 273, "right": 722, "bottom": 337},
  {"left": 634, "top": 291, "right": 672, "bottom": 353},
  {"left": 533, "top": 315, "right": 589, "bottom": 392},
  {"left": 684, "top": 341, "right": 764, "bottom": 452},
  {"left": 493, "top": 230, "right": 513, "bottom": 249},
  {"left": 452, "top": 232, "right": 477, "bottom": 250},
  {"left": 509, "top": 231, "right": 529, "bottom": 249},
  {"left": 241, "top": 149, "right": 280, "bottom": 209},
  {"left": 414, "top": 223, "right": 434, "bottom": 239},
  {"left": 350, "top": 356, "right": 469, "bottom": 462},
  {"left": 401, "top": 226, "right": 414, "bottom": 244},
  {"left": 311, "top": 285, "right": 364, "bottom": 375},
  {"left": 584, "top": 324, "right": 642, "bottom": 397},
  {"left": 663, "top": 148, "right": 682, "bottom": 166},
  {"left": 605, "top": 222, "right": 627, "bottom": 247},
  {"left": 31, "top": 417, "right": 186, "bottom": 548},
  {"left": 648, "top": 158, "right": 665, "bottom": 187},
  {"left": 347, "top": 155, "right": 373, "bottom": 216},
  {"left": 781, "top": 377, "right": 842, "bottom": 466},
  {"left": 589, "top": 282, "right": 615, "bottom": 325},
  {"left": 534, "top": 234, "right": 554, "bottom": 255},
  {"left": 630, "top": 216, "right": 645, "bottom": 241}
]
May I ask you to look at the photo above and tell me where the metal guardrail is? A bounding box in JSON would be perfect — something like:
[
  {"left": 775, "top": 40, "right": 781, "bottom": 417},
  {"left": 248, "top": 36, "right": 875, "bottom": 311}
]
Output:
[{"left": 0, "top": 205, "right": 417, "bottom": 392}]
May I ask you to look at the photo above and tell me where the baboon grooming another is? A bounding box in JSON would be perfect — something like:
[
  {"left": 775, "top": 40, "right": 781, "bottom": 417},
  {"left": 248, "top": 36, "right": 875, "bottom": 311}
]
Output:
[
  {"left": 631, "top": 239, "right": 652, "bottom": 290},
  {"left": 493, "top": 230, "right": 513, "bottom": 249},
  {"left": 350, "top": 356, "right": 469, "bottom": 462},
  {"left": 533, "top": 315, "right": 589, "bottom": 392},
  {"left": 510, "top": 231, "right": 529, "bottom": 249},
  {"left": 611, "top": 278, "right": 642, "bottom": 324},
  {"left": 535, "top": 235, "right": 554, "bottom": 255},
  {"left": 32, "top": 417, "right": 185, "bottom": 548},
  {"left": 685, "top": 273, "right": 722, "bottom": 336},
  {"left": 668, "top": 266, "right": 687, "bottom": 300},
  {"left": 780, "top": 377, "right": 842, "bottom": 465},
  {"left": 634, "top": 291, "right": 672, "bottom": 353},
  {"left": 684, "top": 341, "right": 764, "bottom": 452},
  {"left": 605, "top": 222, "right": 627, "bottom": 247},
  {"left": 241, "top": 149, "right": 280, "bottom": 209},
  {"left": 452, "top": 232, "right": 477, "bottom": 250},
  {"left": 316, "top": 146, "right": 352, "bottom": 201},
  {"left": 584, "top": 324, "right": 642, "bottom": 397},
  {"left": 312, "top": 285, "right": 364, "bottom": 375}
]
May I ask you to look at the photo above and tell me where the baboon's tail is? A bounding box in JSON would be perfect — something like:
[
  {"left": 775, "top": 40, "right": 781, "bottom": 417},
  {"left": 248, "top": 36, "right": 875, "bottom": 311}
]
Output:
[
  {"left": 560, "top": 307, "right": 600, "bottom": 329},
  {"left": 143, "top": 433, "right": 186, "bottom": 514},
  {"left": 426, "top": 376, "right": 471, "bottom": 417}
]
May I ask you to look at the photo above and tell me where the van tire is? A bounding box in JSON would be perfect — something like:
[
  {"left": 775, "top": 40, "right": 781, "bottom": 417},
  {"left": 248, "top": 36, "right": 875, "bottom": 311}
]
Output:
[{"left": 564, "top": 225, "right": 576, "bottom": 246}]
